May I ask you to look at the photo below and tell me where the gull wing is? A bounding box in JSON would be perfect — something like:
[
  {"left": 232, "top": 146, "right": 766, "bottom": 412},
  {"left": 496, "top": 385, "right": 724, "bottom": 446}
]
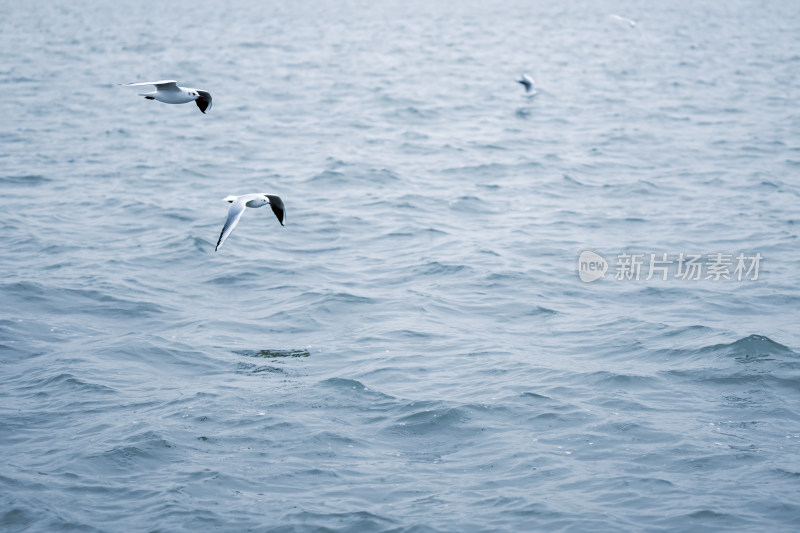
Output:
[
  {"left": 266, "top": 195, "right": 286, "bottom": 226},
  {"left": 122, "top": 80, "right": 180, "bottom": 91},
  {"left": 215, "top": 199, "right": 247, "bottom": 251},
  {"left": 195, "top": 90, "right": 212, "bottom": 114}
]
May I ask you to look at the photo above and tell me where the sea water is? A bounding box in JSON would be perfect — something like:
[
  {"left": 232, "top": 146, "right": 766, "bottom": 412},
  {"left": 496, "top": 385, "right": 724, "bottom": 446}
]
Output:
[{"left": 2, "top": 0, "right": 800, "bottom": 531}]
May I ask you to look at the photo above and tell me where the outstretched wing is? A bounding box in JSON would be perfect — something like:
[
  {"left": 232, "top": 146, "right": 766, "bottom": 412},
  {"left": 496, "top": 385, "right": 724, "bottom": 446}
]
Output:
[
  {"left": 122, "top": 80, "right": 180, "bottom": 91},
  {"left": 266, "top": 195, "right": 286, "bottom": 226},
  {"left": 195, "top": 90, "right": 212, "bottom": 114},
  {"left": 215, "top": 199, "right": 247, "bottom": 251}
]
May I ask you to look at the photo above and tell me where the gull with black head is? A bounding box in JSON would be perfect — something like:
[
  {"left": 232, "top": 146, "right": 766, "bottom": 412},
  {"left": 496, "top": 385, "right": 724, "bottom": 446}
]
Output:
[
  {"left": 121, "top": 80, "right": 212, "bottom": 113},
  {"left": 215, "top": 194, "right": 286, "bottom": 251}
]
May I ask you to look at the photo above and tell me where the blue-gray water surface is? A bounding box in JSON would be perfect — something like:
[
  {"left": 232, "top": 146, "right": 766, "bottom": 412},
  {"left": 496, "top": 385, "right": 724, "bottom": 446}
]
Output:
[{"left": 2, "top": 0, "right": 800, "bottom": 531}]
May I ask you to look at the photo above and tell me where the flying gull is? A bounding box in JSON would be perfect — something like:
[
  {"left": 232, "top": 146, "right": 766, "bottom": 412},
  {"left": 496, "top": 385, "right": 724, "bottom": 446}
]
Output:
[
  {"left": 215, "top": 193, "right": 285, "bottom": 251},
  {"left": 121, "top": 80, "right": 212, "bottom": 113},
  {"left": 517, "top": 74, "right": 535, "bottom": 93}
]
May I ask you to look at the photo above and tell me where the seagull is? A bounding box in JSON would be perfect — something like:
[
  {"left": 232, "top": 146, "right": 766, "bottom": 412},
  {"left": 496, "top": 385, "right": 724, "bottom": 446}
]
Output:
[
  {"left": 517, "top": 74, "right": 535, "bottom": 93},
  {"left": 215, "top": 194, "right": 286, "bottom": 251},
  {"left": 610, "top": 14, "right": 637, "bottom": 28},
  {"left": 121, "top": 80, "right": 212, "bottom": 113}
]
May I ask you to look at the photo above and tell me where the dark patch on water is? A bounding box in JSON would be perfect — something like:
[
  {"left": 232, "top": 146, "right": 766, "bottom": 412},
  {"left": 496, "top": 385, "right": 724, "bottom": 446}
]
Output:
[
  {"left": 236, "top": 349, "right": 310, "bottom": 358},
  {"left": 236, "top": 362, "right": 286, "bottom": 375}
]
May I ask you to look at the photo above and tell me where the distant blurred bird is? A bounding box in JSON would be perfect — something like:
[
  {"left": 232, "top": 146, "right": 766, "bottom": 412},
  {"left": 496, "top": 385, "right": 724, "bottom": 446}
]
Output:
[
  {"left": 610, "top": 14, "right": 637, "bottom": 28},
  {"left": 120, "top": 80, "right": 212, "bottom": 114},
  {"left": 517, "top": 74, "right": 535, "bottom": 93},
  {"left": 215, "top": 193, "right": 286, "bottom": 251}
]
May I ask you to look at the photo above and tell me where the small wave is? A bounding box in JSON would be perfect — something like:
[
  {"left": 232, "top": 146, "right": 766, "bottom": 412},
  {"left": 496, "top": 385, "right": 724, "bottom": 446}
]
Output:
[
  {"left": 305, "top": 167, "right": 402, "bottom": 185},
  {"left": 394, "top": 406, "right": 471, "bottom": 433},
  {"left": 237, "top": 42, "right": 295, "bottom": 52},
  {"left": 236, "top": 362, "right": 286, "bottom": 375},
  {"left": 685, "top": 509, "right": 738, "bottom": 523},
  {"left": 448, "top": 195, "right": 495, "bottom": 213},
  {"left": 278, "top": 510, "right": 395, "bottom": 532},
  {"left": 701, "top": 334, "right": 794, "bottom": 360},
  {"left": 440, "top": 161, "right": 541, "bottom": 176},
  {"left": 303, "top": 431, "right": 363, "bottom": 451},
  {"left": 1, "top": 508, "right": 37, "bottom": 530},
  {"left": 206, "top": 272, "right": 260, "bottom": 285},
  {"left": 318, "top": 377, "right": 370, "bottom": 393},
  {"left": 111, "top": 337, "right": 219, "bottom": 371},
  {"left": 516, "top": 107, "right": 533, "bottom": 119},
  {"left": 0, "top": 342, "right": 39, "bottom": 360},
  {"left": 298, "top": 291, "right": 376, "bottom": 315},
  {"left": 236, "top": 348, "right": 310, "bottom": 358},
  {"left": 385, "top": 328, "right": 435, "bottom": 339},
  {"left": 1, "top": 281, "right": 165, "bottom": 318},
  {"left": 305, "top": 169, "right": 347, "bottom": 183},
  {"left": 316, "top": 378, "right": 398, "bottom": 404},
  {"left": 86, "top": 432, "right": 177, "bottom": 472},
  {"left": 0, "top": 174, "right": 51, "bottom": 185},
  {"left": 28, "top": 373, "right": 117, "bottom": 395},
  {"left": 586, "top": 371, "right": 661, "bottom": 387},
  {"left": 562, "top": 174, "right": 587, "bottom": 187},
  {"left": 414, "top": 261, "right": 472, "bottom": 277},
  {"left": 387, "top": 106, "right": 440, "bottom": 121},
  {"left": 520, "top": 391, "right": 553, "bottom": 401},
  {"left": 656, "top": 332, "right": 795, "bottom": 363},
  {"left": 772, "top": 467, "right": 800, "bottom": 478},
  {"left": 524, "top": 306, "right": 558, "bottom": 316}
]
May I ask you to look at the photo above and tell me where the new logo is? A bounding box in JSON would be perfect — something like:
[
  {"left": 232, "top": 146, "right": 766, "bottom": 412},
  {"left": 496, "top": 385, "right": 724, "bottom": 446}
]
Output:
[{"left": 578, "top": 251, "right": 608, "bottom": 282}]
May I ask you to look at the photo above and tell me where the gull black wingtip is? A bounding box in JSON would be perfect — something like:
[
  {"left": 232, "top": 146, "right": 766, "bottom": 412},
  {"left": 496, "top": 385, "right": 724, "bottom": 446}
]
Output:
[
  {"left": 196, "top": 90, "right": 212, "bottom": 114},
  {"left": 266, "top": 195, "right": 286, "bottom": 226}
]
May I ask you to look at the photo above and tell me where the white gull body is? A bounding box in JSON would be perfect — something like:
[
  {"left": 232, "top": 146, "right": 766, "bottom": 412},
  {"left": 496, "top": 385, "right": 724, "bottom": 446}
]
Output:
[
  {"left": 215, "top": 193, "right": 286, "bottom": 251},
  {"left": 121, "top": 80, "right": 212, "bottom": 113}
]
